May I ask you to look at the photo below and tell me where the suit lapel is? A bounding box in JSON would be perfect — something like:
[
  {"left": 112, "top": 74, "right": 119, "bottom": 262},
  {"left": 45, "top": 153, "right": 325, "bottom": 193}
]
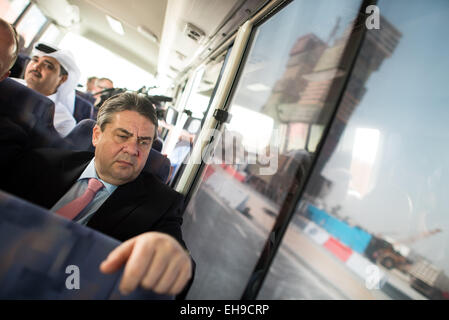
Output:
[
  {"left": 86, "top": 176, "right": 148, "bottom": 234},
  {"left": 40, "top": 152, "right": 92, "bottom": 208}
]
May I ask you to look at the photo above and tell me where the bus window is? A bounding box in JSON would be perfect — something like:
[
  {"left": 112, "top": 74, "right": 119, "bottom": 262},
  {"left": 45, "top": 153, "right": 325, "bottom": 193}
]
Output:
[
  {"left": 184, "top": 117, "right": 201, "bottom": 135},
  {"left": 259, "top": 0, "right": 449, "bottom": 300},
  {"left": 38, "top": 23, "right": 63, "bottom": 45},
  {"left": 181, "top": 0, "right": 362, "bottom": 299},
  {"left": 165, "top": 107, "right": 179, "bottom": 126},
  {"left": 164, "top": 53, "right": 229, "bottom": 183},
  {"left": 0, "top": 0, "right": 29, "bottom": 23},
  {"left": 57, "top": 32, "right": 156, "bottom": 91},
  {"left": 15, "top": 2, "right": 47, "bottom": 48}
]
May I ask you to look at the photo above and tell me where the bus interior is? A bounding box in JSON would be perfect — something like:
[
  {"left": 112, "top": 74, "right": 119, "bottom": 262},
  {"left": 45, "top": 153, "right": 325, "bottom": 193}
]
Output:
[{"left": 1, "top": 0, "right": 449, "bottom": 300}]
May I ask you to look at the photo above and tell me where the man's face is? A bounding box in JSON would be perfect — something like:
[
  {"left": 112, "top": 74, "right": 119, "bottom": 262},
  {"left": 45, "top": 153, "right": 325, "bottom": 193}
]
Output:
[
  {"left": 86, "top": 78, "right": 97, "bottom": 92},
  {"left": 92, "top": 110, "right": 155, "bottom": 186},
  {"left": 24, "top": 55, "right": 67, "bottom": 96}
]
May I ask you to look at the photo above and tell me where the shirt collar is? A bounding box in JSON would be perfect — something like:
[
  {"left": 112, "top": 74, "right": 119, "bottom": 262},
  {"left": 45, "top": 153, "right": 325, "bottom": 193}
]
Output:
[
  {"left": 47, "top": 93, "right": 57, "bottom": 102},
  {"left": 78, "top": 158, "right": 117, "bottom": 194}
]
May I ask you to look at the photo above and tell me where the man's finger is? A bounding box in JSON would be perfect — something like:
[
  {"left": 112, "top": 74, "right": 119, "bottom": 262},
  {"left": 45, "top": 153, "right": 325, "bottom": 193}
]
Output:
[
  {"left": 168, "top": 261, "right": 192, "bottom": 295},
  {"left": 147, "top": 254, "right": 183, "bottom": 294},
  {"left": 119, "top": 238, "right": 155, "bottom": 295},
  {"left": 100, "top": 238, "right": 136, "bottom": 274},
  {"left": 139, "top": 246, "right": 170, "bottom": 291}
]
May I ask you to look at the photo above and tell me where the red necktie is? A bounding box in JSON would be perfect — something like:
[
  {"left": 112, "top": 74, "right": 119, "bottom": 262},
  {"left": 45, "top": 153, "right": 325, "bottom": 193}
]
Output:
[{"left": 56, "top": 178, "right": 104, "bottom": 220}]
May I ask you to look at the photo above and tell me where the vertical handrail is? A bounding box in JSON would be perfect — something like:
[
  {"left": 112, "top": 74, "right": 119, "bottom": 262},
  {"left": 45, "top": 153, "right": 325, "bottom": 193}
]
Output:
[{"left": 175, "top": 21, "right": 253, "bottom": 195}]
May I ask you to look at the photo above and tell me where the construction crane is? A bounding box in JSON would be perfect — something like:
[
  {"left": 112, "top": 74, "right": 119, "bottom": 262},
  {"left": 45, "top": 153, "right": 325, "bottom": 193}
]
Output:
[{"left": 394, "top": 228, "right": 442, "bottom": 245}]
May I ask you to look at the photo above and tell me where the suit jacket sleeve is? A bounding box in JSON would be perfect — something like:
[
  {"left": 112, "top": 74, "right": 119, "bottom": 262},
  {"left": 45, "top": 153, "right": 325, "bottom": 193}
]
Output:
[{"left": 150, "top": 191, "right": 187, "bottom": 249}]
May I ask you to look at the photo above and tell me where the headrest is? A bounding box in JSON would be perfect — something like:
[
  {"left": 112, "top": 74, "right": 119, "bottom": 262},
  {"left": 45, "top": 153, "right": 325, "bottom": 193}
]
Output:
[{"left": 152, "top": 137, "right": 163, "bottom": 152}]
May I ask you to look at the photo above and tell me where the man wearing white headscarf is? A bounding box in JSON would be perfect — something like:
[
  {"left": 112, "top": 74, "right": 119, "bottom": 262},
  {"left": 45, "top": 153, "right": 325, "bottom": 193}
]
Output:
[{"left": 18, "top": 47, "right": 80, "bottom": 137}]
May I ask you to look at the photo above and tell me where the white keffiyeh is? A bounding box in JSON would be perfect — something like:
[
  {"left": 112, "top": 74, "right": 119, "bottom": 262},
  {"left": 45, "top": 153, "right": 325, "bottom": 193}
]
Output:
[{"left": 33, "top": 48, "right": 81, "bottom": 116}]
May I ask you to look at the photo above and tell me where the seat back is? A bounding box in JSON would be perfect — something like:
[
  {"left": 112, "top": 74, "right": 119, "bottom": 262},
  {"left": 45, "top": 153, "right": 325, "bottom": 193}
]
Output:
[
  {"left": 0, "top": 78, "right": 62, "bottom": 147},
  {"left": 152, "top": 137, "right": 163, "bottom": 152},
  {"left": 144, "top": 149, "right": 171, "bottom": 183},
  {"left": 64, "top": 119, "right": 171, "bottom": 183},
  {"left": 75, "top": 90, "right": 96, "bottom": 105},
  {"left": 0, "top": 190, "right": 172, "bottom": 300},
  {"left": 64, "top": 119, "right": 96, "bottom": 152},
  {"left": 0, "top": 78, "right": 54, "bottom": 130},
  {"left": 73, "top": 95, "right": 94, "bottom": 123}
]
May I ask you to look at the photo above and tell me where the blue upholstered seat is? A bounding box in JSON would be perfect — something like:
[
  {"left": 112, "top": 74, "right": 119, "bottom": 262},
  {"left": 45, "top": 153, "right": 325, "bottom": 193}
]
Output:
[
  {"left": 0, "top": 190, "right": 172, "bottom": 300},
  {"left": 73, "top": 95, "right": 94, "bottom": 123},
  {"left": 152, "top": 137, "right": 163, "bottom": 152},
  {"left": 0, "top": 77, "right": 63, "bottom": 148}
]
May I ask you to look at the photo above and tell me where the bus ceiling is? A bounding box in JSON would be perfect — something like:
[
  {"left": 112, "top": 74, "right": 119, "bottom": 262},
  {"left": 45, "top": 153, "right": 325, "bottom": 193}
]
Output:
[{"left": 32, "top": 0, "right": 269, "bottom": 83}]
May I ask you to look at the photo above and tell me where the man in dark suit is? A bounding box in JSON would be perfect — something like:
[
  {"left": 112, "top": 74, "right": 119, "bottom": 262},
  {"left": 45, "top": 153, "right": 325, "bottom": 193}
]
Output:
[{"left": 2, "top": 92, "right": 192, "bottom": 297}]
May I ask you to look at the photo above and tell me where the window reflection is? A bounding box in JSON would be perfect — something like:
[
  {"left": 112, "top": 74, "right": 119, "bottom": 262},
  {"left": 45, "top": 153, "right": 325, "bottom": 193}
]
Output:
[
  {"left": 166, "top": 56, "right": 227, "bottom": 183},
  {"left": 181, "top": 0, "right": 362, "bottom": 299},
  {"left": 260, "top": 0, "right": 449, "bottom": 300}
]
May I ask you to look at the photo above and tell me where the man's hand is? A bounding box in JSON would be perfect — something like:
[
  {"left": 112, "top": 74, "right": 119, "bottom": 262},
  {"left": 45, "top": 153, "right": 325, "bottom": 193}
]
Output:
[{"left": 99, "top": 232, "right": 192, "bottom": 296}]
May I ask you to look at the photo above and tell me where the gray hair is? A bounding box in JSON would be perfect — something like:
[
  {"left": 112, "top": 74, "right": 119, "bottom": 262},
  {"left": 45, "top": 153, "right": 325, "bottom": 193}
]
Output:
[{"left": 96, "top": 91, "right": 158, "bottom": 138}]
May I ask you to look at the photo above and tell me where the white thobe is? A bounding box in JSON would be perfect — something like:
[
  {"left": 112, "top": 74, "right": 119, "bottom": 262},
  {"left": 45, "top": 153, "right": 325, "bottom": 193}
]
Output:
[{"left": 47, "top": 93, "right": 76, "bottom": 137}]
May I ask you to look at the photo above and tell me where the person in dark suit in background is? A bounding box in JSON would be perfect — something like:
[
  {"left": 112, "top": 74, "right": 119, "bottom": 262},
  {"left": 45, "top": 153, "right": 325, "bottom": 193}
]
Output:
[{"left": 2, "top": 92, "right": 192, "bottom": 297}]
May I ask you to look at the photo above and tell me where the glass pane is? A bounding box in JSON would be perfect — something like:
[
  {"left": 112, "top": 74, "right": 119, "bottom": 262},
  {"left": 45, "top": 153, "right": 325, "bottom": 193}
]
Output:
[
  {"left": 259, "top": 0, "right": 449, "bottom": 300},
  {"left": 0, "top": 0, "right": 29, "bottom": 23},
  {"left": 182, "top": 0, "right": 362, "bottom": 299},
  {"left": 186, "top": 119, "right": 201, "bottom": 134},
  {"left": 15, "top": 3, "right": 47, "bottom": 48},
  {"left": 166, "top": 55, "right": 227, "bottom": 181},
  {"left": 165, "top": 107, "right": 178, "bottom": 126}
]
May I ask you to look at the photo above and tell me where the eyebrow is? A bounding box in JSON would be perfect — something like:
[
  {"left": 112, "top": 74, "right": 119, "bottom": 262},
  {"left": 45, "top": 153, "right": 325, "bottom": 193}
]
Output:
[
  {"left": 42, "top": 59, "right": 56, "bottom": 68},
  {"left": 32, "top": 56, "right": 56, "bottom": 68},
  {"left": 115, "top": 128, "right": 152, "bottom": 141}
]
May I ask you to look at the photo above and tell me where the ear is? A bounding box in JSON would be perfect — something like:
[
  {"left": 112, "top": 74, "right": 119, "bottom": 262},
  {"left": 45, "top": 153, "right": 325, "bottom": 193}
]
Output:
[
  {"left": 58, "top": 74, "right": 68, "bottom": 87},
  {"left": 92, "top": 124, "right": 102, "bottom": 147}
]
